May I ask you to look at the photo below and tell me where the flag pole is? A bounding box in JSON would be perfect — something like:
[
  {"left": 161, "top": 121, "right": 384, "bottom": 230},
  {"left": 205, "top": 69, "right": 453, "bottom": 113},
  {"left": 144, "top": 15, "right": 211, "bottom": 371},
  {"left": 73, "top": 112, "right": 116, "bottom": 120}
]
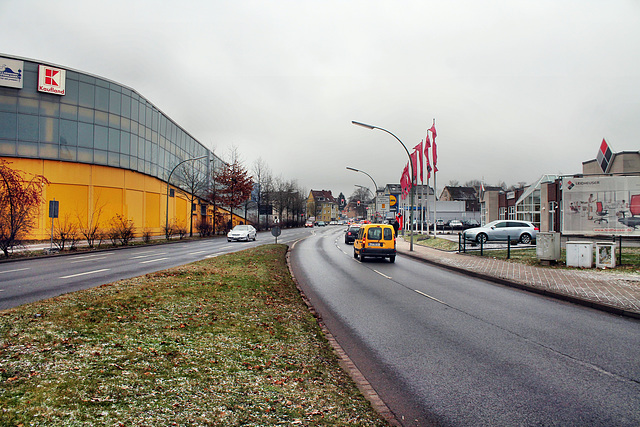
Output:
[
  {"left": 431, "top": 119, "right": 437, "bottom": 237},
  {"left": 433, "top": 169, "right": 437, "bottom": 235}
]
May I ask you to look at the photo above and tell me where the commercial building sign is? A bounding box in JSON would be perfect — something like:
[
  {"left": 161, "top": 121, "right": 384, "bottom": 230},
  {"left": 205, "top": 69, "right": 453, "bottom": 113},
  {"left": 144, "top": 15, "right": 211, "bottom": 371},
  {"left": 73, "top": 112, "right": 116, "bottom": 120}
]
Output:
[
  {"left": 0, "top": 57, "right": 23, "bottom": 89},
  {"left": 596, "top": 138, "right": 613, "bottom": 173},
  {"left": 562, "top": 176, "right": 640, "bottom": 236},
  {"left": 38, "top": 64, "right": 66, "bottom": 95}
]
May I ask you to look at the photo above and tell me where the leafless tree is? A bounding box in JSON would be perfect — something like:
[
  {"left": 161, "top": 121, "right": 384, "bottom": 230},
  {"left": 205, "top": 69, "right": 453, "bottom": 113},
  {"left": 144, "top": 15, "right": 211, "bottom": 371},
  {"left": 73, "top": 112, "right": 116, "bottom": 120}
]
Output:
[
  {"left": 349, "top": 187, "right": 372, "bottom": 219},
  {"left": 464, "top": 179, "right": 482, "bottom": 188},
  {"left": 77, "top": 194, "right": 106, "bottom": 248},
  {"left": 252, "top": 157, "right": 272, "bottom": 230},
  {"left": 0, "top": 160, "right": 49, "bottom": 257},
  {"left": 173, "top": 160, "right": 210, "bottom": 237},
  {"left": 52, "top": 213, "right": 80, "bottom": 251}
]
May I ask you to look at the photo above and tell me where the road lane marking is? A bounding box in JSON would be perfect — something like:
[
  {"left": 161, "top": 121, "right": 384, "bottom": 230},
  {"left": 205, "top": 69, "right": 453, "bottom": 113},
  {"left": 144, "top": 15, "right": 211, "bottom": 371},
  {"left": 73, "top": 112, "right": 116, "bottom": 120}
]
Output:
[
  {"left": 70, "top": 256, "right": 109, "bottom": 263},
  {"left": 0, "top": 267, "right": 30, "bottom": 274},
  {"left": 188, "top": 250, "right": 207, "bottom": 255},
  {"left": 140, "top": 257, "right": 170, "bottom": 264},
  {"left": 374, "top": 270, "right": 392, "bottom": 279},
  {"left": 68, "top": 253, "right": 114, "bottom": 260},
  {"left": 130, "top": 252, "right": 167, "bottom": 259},
  {"left": 60, "top": 269, "right": 110, "bottom": 279},
  {"left": 414, "top": 289, "right": 446, "bottom": 304}
]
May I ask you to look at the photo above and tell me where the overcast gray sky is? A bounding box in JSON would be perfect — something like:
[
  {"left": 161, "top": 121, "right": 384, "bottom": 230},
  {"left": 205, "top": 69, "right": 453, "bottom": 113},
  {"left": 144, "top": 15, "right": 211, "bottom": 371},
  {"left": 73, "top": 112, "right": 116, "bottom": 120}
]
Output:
[{"left": 2, "top": 0, "right": 639, "bottom": 199}]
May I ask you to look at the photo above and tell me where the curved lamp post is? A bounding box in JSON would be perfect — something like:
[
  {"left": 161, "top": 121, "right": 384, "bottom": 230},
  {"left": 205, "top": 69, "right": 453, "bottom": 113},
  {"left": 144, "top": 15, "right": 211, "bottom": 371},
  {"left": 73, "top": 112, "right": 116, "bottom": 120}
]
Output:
[
  {"left": 346, "top": 166, "right": 378, "bottom": 193},
  {"left": 352, "top": 121, "right": 415, "bottom": 251},
  {"left": 165, "top": 155, "right": 207, "bottom": 239},
  {"left": 347, "top": 166, "right": 379, "bottom": 223}
]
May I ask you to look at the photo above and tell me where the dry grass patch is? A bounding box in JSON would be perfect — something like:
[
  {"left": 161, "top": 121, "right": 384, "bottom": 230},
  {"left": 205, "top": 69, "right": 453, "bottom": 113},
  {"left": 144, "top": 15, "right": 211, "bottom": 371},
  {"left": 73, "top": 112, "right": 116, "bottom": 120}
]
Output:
[{"left": 0, "top": 245, "right": 387, "bottom": 426}]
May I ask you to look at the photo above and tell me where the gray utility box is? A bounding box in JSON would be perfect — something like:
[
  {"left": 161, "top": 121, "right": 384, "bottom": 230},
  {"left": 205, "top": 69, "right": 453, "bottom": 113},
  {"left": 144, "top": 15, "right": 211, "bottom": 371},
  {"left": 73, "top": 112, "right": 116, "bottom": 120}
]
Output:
[
  {"left": 595, "top": 242, "right": 616, "bottom": 269},
  {"left": 566, "top": 242, "right": 593, "bottom": 268},
  {"left": 536, "top": 232, "right": 561, "bottom": 261}
]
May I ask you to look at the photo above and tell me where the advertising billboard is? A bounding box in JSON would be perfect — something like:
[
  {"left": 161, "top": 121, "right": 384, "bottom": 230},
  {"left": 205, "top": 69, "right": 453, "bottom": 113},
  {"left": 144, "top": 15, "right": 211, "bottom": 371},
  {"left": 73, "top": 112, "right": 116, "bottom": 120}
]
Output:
[
  {"left": 562, "top": 176, "right": 640, "bottom": 236},
  {"left": 0, "top": 57, "right": 23, "bottom": 89}
]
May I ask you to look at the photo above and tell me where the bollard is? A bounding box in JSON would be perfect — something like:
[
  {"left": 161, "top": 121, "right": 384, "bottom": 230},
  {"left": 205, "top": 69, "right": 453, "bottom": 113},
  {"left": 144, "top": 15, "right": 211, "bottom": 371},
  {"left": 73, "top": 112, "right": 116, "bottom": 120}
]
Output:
[
  {"left": 458, "top": 233, "right": 462, "bottom": 252},
  {"left": 618, "top": 235, "right": 623, "bottom": 266},
  {"left": 480, "top": 238, "right": 484, "bottom": 256},
  {"left": 507, "top": 235, "right": 511, "bottom": 259}
]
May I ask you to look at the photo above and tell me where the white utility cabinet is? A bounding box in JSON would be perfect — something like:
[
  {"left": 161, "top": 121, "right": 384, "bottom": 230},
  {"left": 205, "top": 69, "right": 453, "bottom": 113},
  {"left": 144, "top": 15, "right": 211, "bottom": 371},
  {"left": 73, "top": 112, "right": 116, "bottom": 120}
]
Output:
[
  {"left": 566, "top": 242, "right": 593, "bottom": 268},
  {"left": 536, "top": 232, "right": 561, "bottom": 261}
]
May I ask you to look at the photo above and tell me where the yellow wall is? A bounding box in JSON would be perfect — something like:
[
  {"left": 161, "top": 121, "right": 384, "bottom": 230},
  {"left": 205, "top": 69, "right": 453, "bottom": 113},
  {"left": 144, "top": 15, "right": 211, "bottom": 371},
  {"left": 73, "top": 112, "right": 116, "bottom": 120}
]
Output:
[{"left": 1, "top": 157, "right": 208, "bottom": 240}]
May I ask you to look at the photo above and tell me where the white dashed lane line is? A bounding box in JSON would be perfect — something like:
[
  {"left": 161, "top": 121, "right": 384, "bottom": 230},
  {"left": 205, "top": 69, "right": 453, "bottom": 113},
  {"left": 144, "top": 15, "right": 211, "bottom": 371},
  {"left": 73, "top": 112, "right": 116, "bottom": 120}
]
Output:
[{"left": 60, "top": 269, "right": 110, "bottom": 279}]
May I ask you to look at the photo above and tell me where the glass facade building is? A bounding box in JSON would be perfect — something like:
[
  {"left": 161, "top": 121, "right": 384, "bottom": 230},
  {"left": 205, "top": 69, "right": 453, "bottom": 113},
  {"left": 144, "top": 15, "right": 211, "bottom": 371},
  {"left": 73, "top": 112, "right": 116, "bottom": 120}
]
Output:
[
  {"left": 0, "top": 54, "right": 225, "bottom": 239},
  {"left": 0, "top": 54, "right": 219, "bottom": 184}
]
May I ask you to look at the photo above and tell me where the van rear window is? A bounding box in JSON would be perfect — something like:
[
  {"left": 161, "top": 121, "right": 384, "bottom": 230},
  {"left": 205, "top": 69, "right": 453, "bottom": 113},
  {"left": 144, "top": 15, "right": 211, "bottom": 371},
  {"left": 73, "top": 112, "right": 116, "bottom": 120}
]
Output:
[
  {"left": 367, "top": 227, "right": 382, "bottom": 240},
  {"left": 384, "top": 228, "right": 393, "bottom": 240}
]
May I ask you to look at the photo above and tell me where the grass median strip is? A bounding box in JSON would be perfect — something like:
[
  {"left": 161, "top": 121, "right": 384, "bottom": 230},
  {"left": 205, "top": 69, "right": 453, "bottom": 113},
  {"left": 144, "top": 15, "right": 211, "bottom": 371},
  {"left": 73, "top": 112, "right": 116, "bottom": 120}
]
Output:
[{"left": 0, "top": 244, "right": 387, "bottom": 426}]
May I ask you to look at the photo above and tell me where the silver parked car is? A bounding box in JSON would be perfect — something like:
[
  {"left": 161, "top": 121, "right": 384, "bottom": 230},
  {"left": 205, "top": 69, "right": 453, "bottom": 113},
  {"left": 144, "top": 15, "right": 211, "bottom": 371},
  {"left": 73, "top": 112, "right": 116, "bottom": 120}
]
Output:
[
  {"left": 227, "top": 224, "right": 257, "bottom": 242},
  {"left": 463, "top": 220, "right": 538, "bottom": 244}
]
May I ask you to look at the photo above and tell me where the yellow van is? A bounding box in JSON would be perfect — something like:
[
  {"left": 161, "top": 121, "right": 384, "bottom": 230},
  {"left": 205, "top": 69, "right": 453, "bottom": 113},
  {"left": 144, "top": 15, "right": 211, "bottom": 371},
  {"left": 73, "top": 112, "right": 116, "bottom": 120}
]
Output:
[{"left": 353, "top": 223, "right": 396, "bottom": 263}]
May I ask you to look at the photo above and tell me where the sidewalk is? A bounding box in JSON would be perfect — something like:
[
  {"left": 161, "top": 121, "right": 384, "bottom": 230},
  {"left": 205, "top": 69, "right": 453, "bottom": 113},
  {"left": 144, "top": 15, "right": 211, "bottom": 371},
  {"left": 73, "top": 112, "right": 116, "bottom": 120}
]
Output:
[{"left": 395, "top": 238, "right": 640, "bottom": 319}]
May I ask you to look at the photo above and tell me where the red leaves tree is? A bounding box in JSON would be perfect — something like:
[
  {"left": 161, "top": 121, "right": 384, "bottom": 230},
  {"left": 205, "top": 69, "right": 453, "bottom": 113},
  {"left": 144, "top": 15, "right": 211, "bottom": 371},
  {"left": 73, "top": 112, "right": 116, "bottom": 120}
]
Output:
[
  {"left": 213, "top": 159, "right": 253, "bottom": 231},
  {"left": 0, "top": 159, "right": 49, "bottom": 257}
]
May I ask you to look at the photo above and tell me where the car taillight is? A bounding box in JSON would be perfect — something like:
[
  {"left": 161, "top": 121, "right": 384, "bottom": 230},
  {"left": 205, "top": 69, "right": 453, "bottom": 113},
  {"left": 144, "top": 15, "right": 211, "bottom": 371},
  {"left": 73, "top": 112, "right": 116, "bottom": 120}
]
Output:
[{"left": 534, "top": 227, "right": 539, "bottom": 231}]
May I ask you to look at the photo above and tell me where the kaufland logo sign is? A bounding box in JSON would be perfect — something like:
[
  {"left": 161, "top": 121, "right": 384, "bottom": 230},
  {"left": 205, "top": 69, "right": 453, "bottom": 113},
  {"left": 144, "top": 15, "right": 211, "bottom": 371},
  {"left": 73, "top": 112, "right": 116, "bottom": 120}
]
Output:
[{"left": 38, "top": 64, "right": 66, "bottom": 95}]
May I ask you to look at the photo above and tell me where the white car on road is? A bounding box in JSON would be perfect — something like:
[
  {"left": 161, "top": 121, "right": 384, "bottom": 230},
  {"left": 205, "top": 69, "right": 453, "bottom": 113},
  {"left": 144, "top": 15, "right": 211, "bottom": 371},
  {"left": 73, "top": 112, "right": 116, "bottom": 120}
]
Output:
[{"left": 227, "top": 224, "right": 257, "bottom": 242}]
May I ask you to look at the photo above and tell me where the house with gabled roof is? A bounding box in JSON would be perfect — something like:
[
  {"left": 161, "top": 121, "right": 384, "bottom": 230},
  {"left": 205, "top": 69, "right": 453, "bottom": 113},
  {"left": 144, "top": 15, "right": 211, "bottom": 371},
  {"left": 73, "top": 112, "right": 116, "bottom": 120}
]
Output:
[
  {"left": 307, "top": 190, "right": 339, "bottom": 222},
  {"left": 440, "top": 186, "right": 480, "bottom": 212}
]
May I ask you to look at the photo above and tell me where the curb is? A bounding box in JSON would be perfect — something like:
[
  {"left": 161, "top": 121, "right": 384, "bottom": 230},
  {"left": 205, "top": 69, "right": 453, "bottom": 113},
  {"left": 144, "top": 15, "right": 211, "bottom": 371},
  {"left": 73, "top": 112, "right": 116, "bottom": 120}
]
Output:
[
  {"left": 285, "top": 241, "right": 401, "bottom": 427},
  {"left": 397, "top": 248, "right": 640, "bottom": 320}
]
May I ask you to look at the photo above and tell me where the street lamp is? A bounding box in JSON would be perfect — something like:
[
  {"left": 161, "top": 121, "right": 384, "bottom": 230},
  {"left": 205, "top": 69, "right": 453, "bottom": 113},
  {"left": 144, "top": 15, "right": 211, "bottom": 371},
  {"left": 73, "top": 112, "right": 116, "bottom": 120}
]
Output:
[
  {"left": 352, "top": 120, "right": 415, "bottom": 251},
  {"left": 347, "top": 166, "right": 379, "bottom": 223},
  {"left": 346, "top": 166, "right": 378, "bottom": 193},
  {"left": 165, "top": 155, "right": 207, "bottom": 239}
]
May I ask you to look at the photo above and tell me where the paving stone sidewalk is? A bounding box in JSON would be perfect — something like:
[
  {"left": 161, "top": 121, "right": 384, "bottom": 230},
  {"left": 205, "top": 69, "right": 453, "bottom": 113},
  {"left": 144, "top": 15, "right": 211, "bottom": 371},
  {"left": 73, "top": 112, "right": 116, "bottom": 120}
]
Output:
[{"left": 396, "top": 238, "right": 640, "bottom": 318}]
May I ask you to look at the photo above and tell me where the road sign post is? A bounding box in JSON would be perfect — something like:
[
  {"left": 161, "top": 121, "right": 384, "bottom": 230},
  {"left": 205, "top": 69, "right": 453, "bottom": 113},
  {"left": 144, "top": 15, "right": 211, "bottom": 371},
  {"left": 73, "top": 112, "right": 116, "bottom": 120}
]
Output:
[
  {"left": 49, "top": 200, "right": 59, "bottom": 253},
  {"left": 271, "top": 226, "right": 281, "bottom": 244}
]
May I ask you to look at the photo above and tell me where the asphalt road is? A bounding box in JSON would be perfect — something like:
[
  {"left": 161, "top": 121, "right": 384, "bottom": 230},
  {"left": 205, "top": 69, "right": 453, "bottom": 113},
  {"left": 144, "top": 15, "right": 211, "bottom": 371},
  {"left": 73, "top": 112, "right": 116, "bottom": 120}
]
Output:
[
  {"left": 290, "top": 226, "right": 640, "bottom": 426},
  {"left": 0, "top": 228, "right": 309, "bottom": 311}
]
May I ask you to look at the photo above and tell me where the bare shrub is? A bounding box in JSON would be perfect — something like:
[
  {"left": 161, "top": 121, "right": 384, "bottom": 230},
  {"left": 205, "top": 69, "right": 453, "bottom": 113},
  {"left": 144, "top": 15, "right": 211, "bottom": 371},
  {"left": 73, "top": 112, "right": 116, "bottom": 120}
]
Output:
[
  {"left": 78, "top": 196, "right": 105, "bottom": 249},
  {"left": 108, "top": 214, "right": 136, "bottom": 246},
  {"left": 197, "top": 219, "right": 213, "bottom": 237},
  {"left": 51, "top": 214, "right": 80, "bottom": 251},
  {"left": 176, "top": 223, "right": 188, "bottom": 240},
  {"left": 142, "top": 229, "right": 153, "bottom": 243}
]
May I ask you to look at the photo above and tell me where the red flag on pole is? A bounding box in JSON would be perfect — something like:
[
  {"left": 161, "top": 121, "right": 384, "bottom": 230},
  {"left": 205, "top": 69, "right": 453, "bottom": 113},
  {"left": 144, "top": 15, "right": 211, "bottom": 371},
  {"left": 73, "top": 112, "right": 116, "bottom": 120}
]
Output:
[
  {"left": 424, "top": 133, "right": 432, "bottom": 179},
  {"left": 413, "top": 140, "right": 423, "bottom": 183},
  {"left": 429, "top": 122, "right": 438, "bottom": 173},
  {"left": 400, "top": 163, "right": 410, "bottom": 196},
  {"left": 410, "top": 150, "right": 418, "bottom": 182}
]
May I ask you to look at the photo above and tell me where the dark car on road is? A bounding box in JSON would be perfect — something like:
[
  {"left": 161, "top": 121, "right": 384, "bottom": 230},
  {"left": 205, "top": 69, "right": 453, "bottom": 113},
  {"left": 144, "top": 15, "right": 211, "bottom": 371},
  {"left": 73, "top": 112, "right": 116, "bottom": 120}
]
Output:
[{"left": 344, "top": 225, "right": 361, "bottom": 244}]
